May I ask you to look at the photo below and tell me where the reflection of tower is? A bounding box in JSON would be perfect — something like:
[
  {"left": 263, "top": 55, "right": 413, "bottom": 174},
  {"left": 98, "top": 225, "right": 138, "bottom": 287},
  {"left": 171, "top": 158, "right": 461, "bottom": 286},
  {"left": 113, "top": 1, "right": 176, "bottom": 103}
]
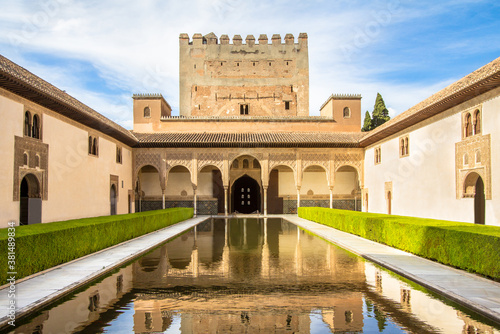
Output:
[
  {"left": 243, "top": 218, "right": 248, "bottom": 249},
  {"left": 190, "top": 226, "right": 199, "bottom": 277},
  {"left": 222, "top": 218, "right": 230, "bottom": 277},
  {"left": 261, "top": 218, "right": 270, "bottom": 278},
  {"left": 294, "top": 226, "right": 303, "bottom": 276}
]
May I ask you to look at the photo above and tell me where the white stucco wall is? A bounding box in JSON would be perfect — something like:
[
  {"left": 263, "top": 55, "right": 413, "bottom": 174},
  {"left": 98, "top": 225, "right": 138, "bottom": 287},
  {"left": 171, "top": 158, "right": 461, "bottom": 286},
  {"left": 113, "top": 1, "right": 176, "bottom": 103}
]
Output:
[
  {"left": 301, "top": 170, "right": 329, "bottom": 196},
  {"left": 43, "top": 113, "right": 133, "bottom": 223},
  {"left": 165, "top": 169, "right": 193, "bottom": 196},
  {"left": 333, "top": 170, "right": 357, "bottom": 195},
  {"left": 0, "top": 94, "right": 23, "bottom": 227},
  {"left": 363, "top": 88, "right": 500, "bottom": 225}
]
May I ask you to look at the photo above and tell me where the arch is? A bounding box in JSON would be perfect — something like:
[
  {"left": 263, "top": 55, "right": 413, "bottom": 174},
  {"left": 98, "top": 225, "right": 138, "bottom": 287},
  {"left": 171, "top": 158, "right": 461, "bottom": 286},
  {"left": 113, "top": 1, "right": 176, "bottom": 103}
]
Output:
[
  {"left": 268, "top": 165, "right": 296, "bottom": 214},
  {"left": 32, "top": 114, "right": 40, "bottom": 139},
  {"left": 400, "top": 138, "right": 405, "bottom": 156},
  {"left": 110, "top": 184, "right": 117, "bottom": 215},
  {"left": 24, "top": 111, "right": 32, "bottom": 137},
  {"left": 242, "top": 159, "right": 249, "bottom": 169},
  {"left": 88, "top": 136, "right": 93, "bottom": 154},
  {"left": 23, "top": 152, "right": 28, "bottom": 166},
  {"left": 199, "top": 164, "right": 224, "bottom": 214},
  {"left": 252, "top": 159, "right": 260, "bottom": 169},
  {"left": 137, "top": 164, "right": 163, "bottom": 212},
  {"left": 144, "top": 106, "right": 151, "bottom": 118},
  {"left": 35, "top": 154, "right": 40, "bottom": 168},
  {"left": 474, "top": 109, "right": 481, "bottom": 135},
  {"left": 231, "top": 175, "right": 261, "bottom": 214},
  {"left": 19, "top": 173, "right": 41, "bottom": 225},
  {"left": 404, "top": 137, "right": 409, "bottom": 155},
  {"left": 334, "top": 165, "right": 361, "bottom": 196},
  {"left": 229, "top": 153, "right": 262, "bottom": 169},
  {"left": 463, "top": 172, "right": 485, "bottom": 224},
  {"left": 343, "top": 107, "right": 351, "bottom": 118},
  {"left": 232, "top": 160, "right": 239, "bottom": 168},
  {"left": 301, "top": 164, "right": 329, "bottom": 198},
  {"left": 465, "top": 113, "right": 472, "bottom": 137}
]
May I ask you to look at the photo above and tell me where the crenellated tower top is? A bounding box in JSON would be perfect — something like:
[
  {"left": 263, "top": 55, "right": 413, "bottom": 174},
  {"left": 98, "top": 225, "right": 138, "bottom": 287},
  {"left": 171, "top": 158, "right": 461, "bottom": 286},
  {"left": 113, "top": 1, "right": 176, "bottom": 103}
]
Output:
[{"left": 179, "top": 32, "right": 308, "bottom": 48}]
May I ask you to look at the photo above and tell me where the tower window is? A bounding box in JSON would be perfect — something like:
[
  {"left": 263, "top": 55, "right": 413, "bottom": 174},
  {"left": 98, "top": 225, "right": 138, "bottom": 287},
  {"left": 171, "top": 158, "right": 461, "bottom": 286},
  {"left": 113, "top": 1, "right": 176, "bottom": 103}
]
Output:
[
  {"left": 240, "top": 104, "right": 249, "bottom": 115},
  {"left": 285, "top": 101, "right": 290, "bottom": 110},
  {"left": 343, "top": 107, "right": 351, "bottom": 118},
  {"left": 116, "top": 147, "right": 122, "bottom": 164},
  {"left": 144, "top": 107, "right": 151, "bottom": 118},
  {"left": 24, "top": 111, "right": 32, "bottom": 137}
]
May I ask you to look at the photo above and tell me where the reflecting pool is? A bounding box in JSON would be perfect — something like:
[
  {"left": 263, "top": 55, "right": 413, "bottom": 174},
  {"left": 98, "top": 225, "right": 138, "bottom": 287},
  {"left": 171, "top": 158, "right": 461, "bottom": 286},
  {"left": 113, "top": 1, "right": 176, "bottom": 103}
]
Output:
[{"left": 9, "top": 218, "right": 500, "bottom": 333}]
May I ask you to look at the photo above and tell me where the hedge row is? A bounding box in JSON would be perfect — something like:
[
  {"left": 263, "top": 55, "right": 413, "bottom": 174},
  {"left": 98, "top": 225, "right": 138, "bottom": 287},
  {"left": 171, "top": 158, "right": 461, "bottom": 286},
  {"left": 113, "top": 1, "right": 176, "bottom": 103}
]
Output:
[
  {"left": 298, "top": 207, "right": 500, "bottom": 280},
  {"left": 0, "top": 208, "right": 193, "bottom": 284}
]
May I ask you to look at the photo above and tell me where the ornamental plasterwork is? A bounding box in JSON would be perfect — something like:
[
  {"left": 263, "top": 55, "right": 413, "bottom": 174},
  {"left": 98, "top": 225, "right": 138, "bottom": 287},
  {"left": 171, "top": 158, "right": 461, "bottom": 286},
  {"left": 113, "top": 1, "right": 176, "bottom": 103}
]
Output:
[
  {"left": 134, "top": 152, "right": 163, "bottom": 174},
  {"left": 455, "top": 134, "right": 491, "bottom": 199},
  {"left": 197, "top": 153, "right": 224, "bottom": 172},
  {"left": 333, "top": 153, "right": 363, "bottom": 172},
  {"left": 301, "top": 153, "right": 330, "bottom": 171},
  {"left": 269, "top": 153, "right": 297, "bottom": 172},
  {"left": 166, "top": 152, "right": 193, "bottom": 171},
  {"left": 228, "top": 152, "right": 264, "bottom": 164}
]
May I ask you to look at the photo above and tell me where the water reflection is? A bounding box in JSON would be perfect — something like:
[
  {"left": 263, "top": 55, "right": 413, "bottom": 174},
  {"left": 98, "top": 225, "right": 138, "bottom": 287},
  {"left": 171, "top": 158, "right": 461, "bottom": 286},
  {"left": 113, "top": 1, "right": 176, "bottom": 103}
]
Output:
[{"left": 9, "top": 218, "right": 500, "bottom": 333}]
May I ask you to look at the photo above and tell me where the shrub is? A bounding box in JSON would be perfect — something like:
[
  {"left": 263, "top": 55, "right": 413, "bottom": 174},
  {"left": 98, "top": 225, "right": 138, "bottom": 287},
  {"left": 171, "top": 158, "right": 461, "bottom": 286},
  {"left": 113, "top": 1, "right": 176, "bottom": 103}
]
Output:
[
  {"left": 299, "top": 207, "right": 500, "bottom": 280},
  {"left": 0, "top": 208, "right": 193, "bottom": 284}
]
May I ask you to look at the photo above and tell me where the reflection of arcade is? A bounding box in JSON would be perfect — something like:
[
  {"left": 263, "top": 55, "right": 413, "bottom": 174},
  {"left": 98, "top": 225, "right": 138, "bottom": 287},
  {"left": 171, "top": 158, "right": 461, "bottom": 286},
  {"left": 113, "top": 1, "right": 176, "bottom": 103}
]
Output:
[
  {"left": 132, "top": 218, "right": 366, "bottom": 333},
  {"left": 12, "top": 267, "right": 134, "bottom": 334}
]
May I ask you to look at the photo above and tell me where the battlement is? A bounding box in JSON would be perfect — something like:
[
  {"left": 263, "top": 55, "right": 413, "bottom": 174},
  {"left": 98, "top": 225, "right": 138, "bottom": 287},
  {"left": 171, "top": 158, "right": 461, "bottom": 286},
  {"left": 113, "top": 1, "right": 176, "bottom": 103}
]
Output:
[
  {"left": 133, "top": 93, "right": 164, "bottom": 100},
  {"left": 179, "top": 32, "right": 308, "bottom": 47}
]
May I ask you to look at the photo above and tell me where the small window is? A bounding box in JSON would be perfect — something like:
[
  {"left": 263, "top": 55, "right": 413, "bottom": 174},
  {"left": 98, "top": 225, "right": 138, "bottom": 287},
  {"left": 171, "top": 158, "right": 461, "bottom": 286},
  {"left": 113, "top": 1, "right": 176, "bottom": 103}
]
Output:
[
  {"left": 465, "top": 113, "right": 473, "bottom": 137},
  {"left": 399, "top": 136, "right": 409, "bottom": 157},
  {"left": 93, "top": 138, "right": 98, "bottom": 155},
  {"left": 285, "top": 101, "right": 290, "bottom": 110},
  {"left": 241, "top": 201, "right": 245, "bottom": 205},
  {"left": 240, "top": 104, "right": 249, "bottom": 115},
  {"left": 242, "top": 159, "right": 249, "bottom": 168},
  {"left": 269, "top": 62, "right": 271, "bottom": 66},
  {"left": 221, "top": 62, "right": 223, "bottom": 66},
  {"left": 32, "top": 114, "right": 40, "bottom": 139},
  {"left": 116, "top": 147, "right": 122, "bottom": 164},
  {"left": 89, "top": 135, "right": 99, "bottom": 156},
  {"left": 236, "top": 62, "right": 240, "bottom": 67},
  {"left": 476, "top": 151, "right": 481, "bottom": 164},
  {"left": 463, "top": 153, "right": 469, "bottom": 165},
  {"left": 253, "top": 159, "right": 259, "bottom": 168},
  {"left": 194, "top": 64, "right": 196, "bottom": 69},
  {"left": 253, "top": 62, "right": 256, "bottom": 66},
  {"left": 286, "top": 61, "right": 289, "bottom": 66},
  {"left": 24, "top": 111, "right": 32, "bottom": 137},
  {"left": 144, "top": 107, "right": 151, "bottom": 118},
  {"left": 23, "top": 152, "right": 28, "bottom": 166},
  {"left": 88, "top": 136, "right": 93, "bottom": 154},
  {"left": 374, "top": 147, "right": 381, "bottom": 164},
  {"left": 35, "top": 155, "right": 40, "bottom": 168},
  {"left": 343, "top": 107, "right": 351, "bottom": 118},
  {"left": 194, "top": 86, "right": 197, "bottom": 92},
  {"left": 233, "top": 160, "right": 239, "bottom": 168},
  {"left": 474, "top": 110, "right": 481, "bottom": 135}
]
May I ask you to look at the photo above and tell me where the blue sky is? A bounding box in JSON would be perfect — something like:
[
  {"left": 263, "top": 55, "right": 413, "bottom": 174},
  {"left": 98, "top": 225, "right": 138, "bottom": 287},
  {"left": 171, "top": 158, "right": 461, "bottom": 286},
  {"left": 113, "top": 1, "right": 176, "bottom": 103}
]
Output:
[{"left": 1, "top": 0, "right": 499, "bottom": 129}]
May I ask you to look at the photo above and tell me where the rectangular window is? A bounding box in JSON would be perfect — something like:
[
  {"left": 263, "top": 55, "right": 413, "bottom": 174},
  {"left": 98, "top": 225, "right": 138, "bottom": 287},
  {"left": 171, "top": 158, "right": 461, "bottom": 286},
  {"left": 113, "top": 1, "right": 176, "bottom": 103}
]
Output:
[
  {"left": 240, "top": 104, "right": 249, "bottom": 115},
  {"left": 116, "top": 146, "right": 122, "bottom": 164},
  {"left": 285, "top": 101, "right": 290, "bottom": 110}
]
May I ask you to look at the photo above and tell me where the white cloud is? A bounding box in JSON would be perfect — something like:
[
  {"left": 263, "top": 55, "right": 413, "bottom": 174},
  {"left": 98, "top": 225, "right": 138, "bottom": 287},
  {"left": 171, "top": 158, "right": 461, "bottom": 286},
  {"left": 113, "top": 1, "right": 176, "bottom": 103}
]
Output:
[{"left": 0, "top": 0, "right": 498, "bottom": 128}]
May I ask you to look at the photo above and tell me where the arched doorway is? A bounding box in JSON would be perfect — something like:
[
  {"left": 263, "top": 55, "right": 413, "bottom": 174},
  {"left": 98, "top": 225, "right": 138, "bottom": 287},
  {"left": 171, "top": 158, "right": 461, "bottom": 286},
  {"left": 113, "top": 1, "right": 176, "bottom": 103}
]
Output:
[
  {"left": 19, "top": 174, "right": 41, "bottom": 225},
  {"left": 110, "top": 185, "right": 117, "bottom": 215},
  {"left": 475, "top": 177, "right": 485, "bottom": 224},
  {"left": 136, "top": 165, "right": 162, "bottom": 212},
  {"left": 231, "top": 176, "right": 261, "bottom": 214},
  {"left": 464, "top": 172, "right": 486, "bottom": 225},
  {"left": 268, "top": 165, "right": 295, "bottom": 214}
]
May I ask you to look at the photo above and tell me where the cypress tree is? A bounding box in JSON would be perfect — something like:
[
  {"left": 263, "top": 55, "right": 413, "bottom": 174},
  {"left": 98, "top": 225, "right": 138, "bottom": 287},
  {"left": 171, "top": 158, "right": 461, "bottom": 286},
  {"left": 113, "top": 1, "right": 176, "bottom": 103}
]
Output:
[
  {"left": 371, "top": 93, "right": 390, "bottom": 129},
  {"left": 361, "top": 111, "right": 372, "bottom": 132}
]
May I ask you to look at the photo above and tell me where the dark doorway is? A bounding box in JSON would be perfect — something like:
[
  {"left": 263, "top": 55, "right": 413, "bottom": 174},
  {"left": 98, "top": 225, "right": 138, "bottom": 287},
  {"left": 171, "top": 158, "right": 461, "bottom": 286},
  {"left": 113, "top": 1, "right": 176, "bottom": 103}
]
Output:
[
  {"left": 475, "top": 177, "right": 485, "bottom": 224},
  {"left": 110, "top": 185, "right": 117, "bottom": 215},
  {"left": 267, "top": 169, "right": 283, "bottom": 214},
  {"left": 231, "top": 176, "right": 261, "bottom": 214},
  {"left": 19, "top": 174, "right": 42, "bottom": 225}
]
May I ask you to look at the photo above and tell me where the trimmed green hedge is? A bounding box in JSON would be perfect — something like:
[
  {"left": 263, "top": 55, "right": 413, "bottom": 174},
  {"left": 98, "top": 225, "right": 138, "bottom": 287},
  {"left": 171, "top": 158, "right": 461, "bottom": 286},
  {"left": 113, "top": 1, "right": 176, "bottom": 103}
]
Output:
[
  {"left": 299, "top": 207, "right": 500, "bottom": 280},
  {"left": 0, "top": 208, "right": 193, "bottom": 284}
]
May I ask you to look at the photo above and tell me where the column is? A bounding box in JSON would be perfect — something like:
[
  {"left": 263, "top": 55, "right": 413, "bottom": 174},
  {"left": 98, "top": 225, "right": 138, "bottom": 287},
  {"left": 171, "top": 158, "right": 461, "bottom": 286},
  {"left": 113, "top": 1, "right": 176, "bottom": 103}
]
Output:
[
  {"left": 296, "top": 187, "right": 301, "bottom": 211},
  {"left": 329, "top": 187, "right": 333, "bottom": 209},
  {"left": 193, "top": 187, "right": 197, "bottom": 217},
  {"left": 224, "top": 186, "right": 228, "bottom": 216},
  {"left": 162, "top": 189, "right": 166, "bottom": 210},
  {"left": 263, "top": 186, "right": 268, "bottom": 216}
]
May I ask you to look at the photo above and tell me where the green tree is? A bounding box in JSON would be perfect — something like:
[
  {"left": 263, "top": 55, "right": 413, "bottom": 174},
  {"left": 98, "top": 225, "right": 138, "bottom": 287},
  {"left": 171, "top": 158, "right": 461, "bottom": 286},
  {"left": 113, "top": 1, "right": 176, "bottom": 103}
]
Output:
[
  {"left": 361, "top": 110, "right": 372, "bottom": 132},
  {"left": 371, "top": 93, "right": 390, "bottom": 129}
]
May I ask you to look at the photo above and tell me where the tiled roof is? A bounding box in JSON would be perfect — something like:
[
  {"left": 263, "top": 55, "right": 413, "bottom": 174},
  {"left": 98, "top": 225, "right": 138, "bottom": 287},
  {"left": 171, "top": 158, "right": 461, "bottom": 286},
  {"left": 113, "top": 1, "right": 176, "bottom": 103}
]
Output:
[
  {"left": 0, "top": 54, "right": 138, "bottom": 146},
  {"left": 360, "top": 56, "right": 500, "bottom": 147},
  {"left": 133, "top": 132, "right": 364, "bottom": 148}
]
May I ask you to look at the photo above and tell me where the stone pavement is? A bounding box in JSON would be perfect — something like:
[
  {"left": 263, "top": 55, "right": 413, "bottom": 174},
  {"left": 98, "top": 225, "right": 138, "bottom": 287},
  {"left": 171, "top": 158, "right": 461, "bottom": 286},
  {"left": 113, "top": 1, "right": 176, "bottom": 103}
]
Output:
[
  {"left": 0, "top": 216, "right": 207, "bottom": 328},
  {"left": 284, "top": 214, "right": 500, "bottom": 324}
]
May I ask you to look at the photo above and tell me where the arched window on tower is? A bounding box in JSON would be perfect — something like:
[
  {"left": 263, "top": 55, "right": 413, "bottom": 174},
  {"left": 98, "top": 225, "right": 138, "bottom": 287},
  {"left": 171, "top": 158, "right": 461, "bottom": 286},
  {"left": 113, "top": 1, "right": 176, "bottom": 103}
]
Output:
[
  {"left": 474, "top": 110, "right": 481, "bottom": 135},
  {"left": 343, "top": 107, "right": 351, "bottom": 118},
  {"left": 93, "top": 137, "right": 98, "bottom": 156},
  {"left": 24, "top": 111, "right": 32, "bottom": 137},
  {"left": 144, "top": 107, "right": 151, "bottom": 118},
  {"left": 23, "top": 152, "right": 28, "bottom": 166}
]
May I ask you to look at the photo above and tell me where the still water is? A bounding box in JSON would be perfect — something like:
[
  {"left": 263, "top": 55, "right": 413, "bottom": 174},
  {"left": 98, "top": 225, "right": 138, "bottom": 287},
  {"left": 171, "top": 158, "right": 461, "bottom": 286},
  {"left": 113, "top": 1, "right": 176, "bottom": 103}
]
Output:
[{"left": 10, "top": 218, "right": 500, "bottom": 333}]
